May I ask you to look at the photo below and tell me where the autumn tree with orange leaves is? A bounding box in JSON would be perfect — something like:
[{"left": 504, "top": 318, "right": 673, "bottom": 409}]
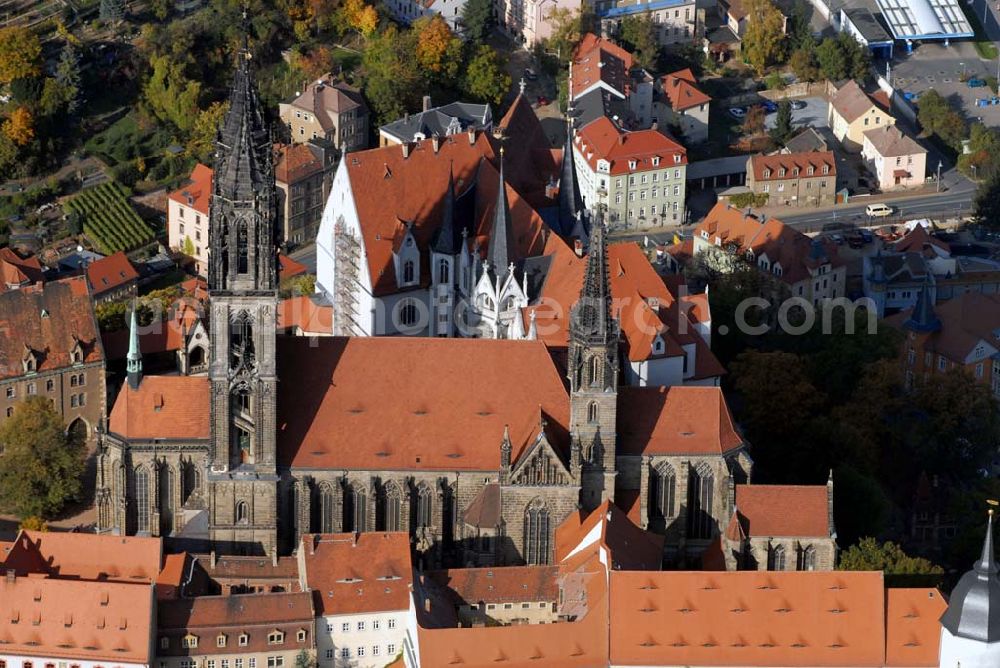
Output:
[
  {"left": 413, "top": 15, "right": 462, "bottom": 81},
  {"left": 2, "top": 108, "right": 35, "bottom": 147}
]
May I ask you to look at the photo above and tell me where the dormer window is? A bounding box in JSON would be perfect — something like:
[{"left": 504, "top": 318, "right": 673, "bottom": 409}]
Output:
[
  {"left": 778, "top": 168, "right": 785, "bottom": 177},
  {"left": 238, "top": 634, "right": 249, "bottom": 647},
  {"left": 267, "top": 631, "right": 284, "bottom": 645},
  {"left": 652, "top": 156, "right": 660, "bottom": 166},
  {"left": 628, "top": 160, "right": 637, "bottom": 170},
  {"left": 182, "top": 635, "right": 198, "bottom": 649},
  {"left": 807, "top": 166, "right": 814, "bottom": 176},
  {"left": 402, "top": 260, "right": 415, "bottom": 284},
  {"left": 296, "top": 629, "right": 307, "bottom": 642},
  {"left": 763, "top": 169, "right": 771, "bottom": 179},
  {"left": 22, "top": 348, "right": 36, "bottom": 374},
  {"left": 652, "top": 338, "right": 664, "bottom": 355},
  {"left": 217, "top": 635, "right": 227, "bottom": 648},
  {"left": 822, "top": 165, "right": 829, "bottom": 175},
  {"left": 792, "top": 168, "right": 799, "bottom": 177},
  {"left": 673, "top": 154, "right": 681, "bottom": 164}
]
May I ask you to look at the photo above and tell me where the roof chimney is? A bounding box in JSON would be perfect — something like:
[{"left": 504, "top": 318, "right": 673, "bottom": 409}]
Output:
[
  {"left": 423, "top": 95, "right": 432, "bottom": 112},
  {"left": 468, "top": 127, "right": 476, "bottom": 145},
  {"left": 618, "top": 134, "right": 626, "bottom": 145},
  {"left": 432, "top": 135, "right": 441, "bottom": 154},
  {"left": 402, "top": 142, "right": 411, "bottom": 159}
]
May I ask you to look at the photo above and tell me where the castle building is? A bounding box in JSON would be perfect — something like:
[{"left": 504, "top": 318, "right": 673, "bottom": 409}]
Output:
[{"left": 98, "top": 27, "right": 747, "bottom": 568}]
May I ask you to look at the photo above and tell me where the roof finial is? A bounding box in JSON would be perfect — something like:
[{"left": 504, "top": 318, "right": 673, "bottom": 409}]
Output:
[{"left": 980, "top": 504, "right": 999, "bottom": 577}]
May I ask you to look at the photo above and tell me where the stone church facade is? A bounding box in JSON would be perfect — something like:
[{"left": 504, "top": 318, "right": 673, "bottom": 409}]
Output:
[{"left": 96, "top": 30, "right": 754, "bottom": 569}]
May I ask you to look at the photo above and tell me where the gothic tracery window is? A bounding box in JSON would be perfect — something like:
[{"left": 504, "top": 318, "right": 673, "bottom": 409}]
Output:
[
  {"left": 769, "top": 544, "right": 786, "bottom": 571},
  {"left": 798, "top": 544, "right": 816, "bottom": 571},
  {"left": 438, "top": 259, "right": 449, "bottom": 284},
  {"left": 650, "top": 462, "right": 676, "bottom": 520},
  {"left": 403, "top": 260, "right": 415, "bottom": 284},
  {"left": 135, "top": 467, "right": 150, "bottom": 534},
  {"left": 523, "top": 500, "right": 550, "bottom": 565},
  {"left": 686, "top": 462, "right": 714, "bottom": 539},
  {"left": 236, "top": 501, "right": 249, "bottom": 525},
  {"left": 318, "top": 483, "right": 334, "bottom": 533},
  {"left": 415, "top": 484, "right": 432, "bottom": 529},
  {"left": 236, "top": 219, "right": 249, "bottom": 274},
  {"left": 589, "top": 355, "right": 600, "bottom": 387}
]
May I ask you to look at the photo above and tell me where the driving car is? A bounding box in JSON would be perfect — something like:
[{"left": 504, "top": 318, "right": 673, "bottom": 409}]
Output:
[
  {"left": 728, "top": 107, "right": 746, "bottom": 119},
  {"left": 866, "top": 203, "right": 894, "bottom": 217}
]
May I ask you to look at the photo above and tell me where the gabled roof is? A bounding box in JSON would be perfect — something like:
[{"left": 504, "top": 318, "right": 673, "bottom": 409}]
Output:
[
  {"left": 886, "top": 291, "right": 1000, "bottom": 361},
  {"left": 749, "top": 151, "right": 836, "bottom": 181},
  {"left": 893, "top": 224, "right": 949, "bottom": 255},
  {"left": 168, "top": 163, "right": 213, "bottom": 215},
  {"left": 830, "top": 80, "right": 883, "bottom": 123},
  {"left": 102, "top": 298, "right": 203, "bottom": 360},
  {"left": 2, "top": 530, "right": 163, "bottom": 583},
  {"left": 575, "top": 116, "right": 687, "bottom": 176},
  {"left": 0, "top": 276, "right": 102, "bottom": 381},
  {"left": 85, "top": 251, "right": 139, "bottom": 296},
  {"left": 661, "top": 69, "right": 712, "bottom": 112},
  {"left": 277, "top": 295, "right": 333, "bottom": 335},
  {"left": 108, "top": 375, "right": 211, "bottom": 441},
  {"left": 733, "top": 484, "right": 832, "bottom": 537},
  {"left": 571, "top": 33, "right": 635, "bottom": 99},
  {"left": 0, "top": 247, "right": 44, "bottom": 289},
  {"left": 885, "top": 588, "right": 946, "bottom": 666},
  {"left": 287, "top": 76, "right": 367, "bottom": 131},
  {"left": 863, "top": 125, "right": 926, "bottom": 158},
  {"left": 427, "top": 566, "right": 560, "bottom": 606},
  {"left": 276, "top": 336, "right": 570, "bottom": 471},
  {"left": 274, "top": 142, "right": 326, "bottom": 184},
  {"left": 617, "top": 385, "right": 744, "bottom": 456},
  {"left": 555, "top": 500, "right": 664, "bottom": 570},
  {"left": 300, "top": 533, "right": 412, "bottom": 616},
  {"left": 463, "top": 482, "right": 501, "bottom": 528},
  {"left": 379, "top": 101, "right": 492, "bottom": 144}
]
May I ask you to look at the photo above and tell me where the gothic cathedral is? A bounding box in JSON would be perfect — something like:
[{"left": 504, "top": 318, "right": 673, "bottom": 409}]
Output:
[{"left": 206, "top": 29, "right": 280, "bottom": 555}]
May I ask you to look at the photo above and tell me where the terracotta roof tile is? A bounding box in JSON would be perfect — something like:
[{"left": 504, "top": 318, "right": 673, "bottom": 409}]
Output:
[
  {"left": 575, "top": 116, "right": 687, "bottom": 176},
  {"left": 463, "top": 482, "right": 501, "bottom": 528},
  {"left": 274, "top": 143, "right": 325, "bottom": 184},
  {"left": 278, "top": 295, "right": 333, "bottom": 335},
  {"left": 884, "top": 587, "right": 945, "bottom": 666},
  {"left": 427, "top": 566, "right": 559, "bottom": 606},
  {"left": 555, "top": 500, "right": 664, "bottom": 571},
  {"left": 108, "top": 375, "right": 210, "bottom": 441},
  {"left": 300, "top": 533, "right": 412, "bottom": 616},
  {"left": 749, "top": 151, "right": 836, "bottom": 181},
  {"left": 887, "top": 291, "right": 1000, "bottom": 362},
  {"left": 168, "top": 163, "right": 213, "bottom": 215},
  {"left": 617, "top": 385, "right": 743, "bottom": 456},
  {"left": 0, "top": 247, "right": 45, "bottom": 289},
  {"left": 0, "top": 276, "right": 102, "bottom": 380},
  {"left": 85, "top": 251, "right": 139, "bottom": 296},
  {"left": 734, "top": 484, "right": 831, "bottom": 537},
  {"left": 661, "top": 69, "right": 712, "bottom": 112},
  {"left": 102, "top": 298, "right": 205, "bottom": 361},
  {"left": 3, "top": 530, "right": 163, "bottom": 583},
  {"left": 571, "top": 33, "right": 635, "bottom": 99}
]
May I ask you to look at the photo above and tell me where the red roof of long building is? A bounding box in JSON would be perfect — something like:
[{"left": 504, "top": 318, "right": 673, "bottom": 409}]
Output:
[{"left": 575, "top": 116, "right": 687, "bottom": 176}]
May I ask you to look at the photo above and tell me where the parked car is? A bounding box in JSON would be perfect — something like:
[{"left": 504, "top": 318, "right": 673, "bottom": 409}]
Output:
[
  {"left": 859, "top": 229, "right": 874, "bottom": 243},
  {"left": 968, "top": 78, "right": 987, "bottom": 88},
  {"left": 832, "top": 233, "right": 845, "bottom": 245},
  {"left": 760, "top": 100, "right": 778, "bottom": 113},
  {"left": 903, "top": 91, "right": 919, "bottom": 101},
  {"left": 866, "top": 203, "right": 894, "bottom": 217},
  {"left": 523, "top": 68, "right": 538, "bottom": 81},
  {"left": 790, "top": 100, "right": 807, "bottom": 110},
  {"left": 536, "top": 95, "right": 550, "bottom": 106},
  {"left": 728, "top": 107, "right": 746, "bottom": 119}
]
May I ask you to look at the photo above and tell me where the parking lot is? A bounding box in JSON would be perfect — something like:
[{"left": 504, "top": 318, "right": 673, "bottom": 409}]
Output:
[
  {"left": 890, "top": 42, "right": 1000, "bottom": 124},
  {"left": 763, "top": 96, "right": 830, "bottom": 131}
]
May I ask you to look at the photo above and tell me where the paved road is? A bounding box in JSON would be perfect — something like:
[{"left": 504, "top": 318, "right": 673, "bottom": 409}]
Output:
[{"left": 777, "top": 185, "right": 976, "bottom": 231}]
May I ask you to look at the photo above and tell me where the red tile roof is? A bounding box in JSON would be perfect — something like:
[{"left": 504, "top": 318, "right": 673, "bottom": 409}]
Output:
[
  {"left": 0, "top": 276, "right": 103, "bottom": 381},
  {"left": 85, "top": 250, "right": 139, "bottom": 296},
  {"left": 300, "top": 533, "right": 412, "bottom": 615},
  {"left": 3, "top": 530, "right": 163, "bottom": 583},
  {"left": 276, "top": 337, "right": 569, "bottom": 471},
  {"left": 609, "top": 570, "right": 890, "bottom": 666},
  {"left": 0, "top": 247, "right": 44, "bottom": 289},
  {"left": 571, "top": 33, "right": 635, "bottom": 99},
  {"left": 278, "top": 253, "right": 308, "bottom": 279},
  {"left": 274, "top": 142, "right": 325, "bottom": 184},
  {"left": 278, "top": 295, "right": 333, "bottom": 335},
  {"left": 886, "top": 291, "right": 1000, "bottom": 362},
  {"left": 108, "top": 375, "right": 211, "bottom": 441},
  {"left": 496, "top": 93, "right": 561, "bottom": 210},
  {"left": 575, "top": 116, "right": 687, "bottom": 176},
  {"left": 885, "top": 588, "right": 946, "bottom": 666},
  {"left": 893, "top": 224, "right": 949, "bottom": 255},
  {"left": 0, "top": 574, "right": 154, "bottom": 664},
  {"left": 555, "top": 500, "right": 664, "bottom": 571},
  {"left": 102, "top": 298, "right": 204, "bottom": 361},
  {"left": 169, "top": 163, "right": 213, "bottom": 215},
  {"left": 427, "top": 566, "right": 560, "bottom": 606},
  {"left": 734, "top": 484, "right": 831, "bottom": 537},
  {"left": 749, "top": 151, "right": 836, "bottom": 181},
  {"left": 617, "top": 385, "right": 744, "bottom": 456},
  {"left": 661, "top": 69, "right": 712, "bottom": 112}
]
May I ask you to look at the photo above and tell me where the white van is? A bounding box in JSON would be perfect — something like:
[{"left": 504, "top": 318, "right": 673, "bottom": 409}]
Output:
[{"left": 865, "top": 203, "right": 894, "bottom": 217}]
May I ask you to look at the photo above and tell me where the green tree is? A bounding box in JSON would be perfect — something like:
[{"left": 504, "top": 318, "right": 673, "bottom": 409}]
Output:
[
  {"left": 544, "top": 7, "right": 585, "bottom": 66},
  {"left": 771, "top": 100, "right": 793, "bottom": 143},
  {"left": 741, "top": 0, "right": 785, "bottom": 75},
  {"left": 463, "top": 45, "right": 511, "bottom": 106},
  {"left": 787, "top": 0, "right": 815, "bottom": 50},
  {"left": 413, "top": 15, "right": 463, "bottom": 83},
  {"left": 741, "top": 103, "right": 766, "bottom": 138},
  {"left": 958, "top": 123, "right": 1000, "bottom": 180},
  {"left": 293, "top": 650, "right": 314, "bottom": 668},
  {"left": 461, "top": 0, "right": 495, "bottom": 43},
  {"left": 789, "top": 48, "right": 819, "bottom": 82},
  {"left": 183, "top": 235, "right": 196, "bottom": 256},
  {"left": 54, "top": 45, "right": 83, "bottom": 115},
  {"left": 916, "top": 89, "right": 968, "bottom": 152},
  {"left": 839, "top": 538, "right": 943, "bottom": 574},
  {"left": 0, "top": 26, "right": 42, "bottom": 84},
  {"left": 187, "top": 101, "right": 230, "bottom": 162},
  {"left": 619, "top": 14, "right": 658, "bottom": 70},
  {"left": 815, "top": 37, "right": 848, "bottom": 80},
  {"left": 361, "top": 26, "right": 421, "bottom": 123},
  {"left": 973, "top": 170, "right": 1000, "bottom": 229},
  {"left": 0, "top": 396, "right": 86, "bottom": 519},
  {"left": 144, "top": 55, "right": 202, "bottom": 133}
]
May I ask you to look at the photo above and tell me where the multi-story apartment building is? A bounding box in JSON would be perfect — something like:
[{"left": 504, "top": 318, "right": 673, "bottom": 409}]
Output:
[
  {"left": 279, "top": 77, "right": 369, "bottom": 154},
  {"left": 0, "top": 276, "right": 105, "bottom": 443},
  {"left": 378, "top": 97, "right": 492, "bottom": 147},
  {"left": 274, "top": 141, "right": 336, "bottom": 246},
  {"left": 384, "top": 0, "right": 466, "bottom": 30},
  {"left": 168, "top": 163, "right": 212, "bottom": 275},
  {"left": 157, "top": 593, "right": 316, "bottom": 668},
  {"left": 745, "top": 151, "right": 837, "bottom": 208},
  {"left": 573, "top": 115, "right": 688, "bottom": 227},
  {"left": 496, "top": 0, "right": 579, "bottom": 45},
  {"left": 692, "top": 203, "right": 847, "bottom": 306},
  {"left": 299, "top": 533, "right": 411, "bottom": 668},
  {"left": 861, "top": 125, "right": 928, "bottom": 190},
  {"left": 598, "top": 0, "right": 697, "bottom": 45},
  {"left": 426, "top": 566, "right": 560, "bottom": 625}
]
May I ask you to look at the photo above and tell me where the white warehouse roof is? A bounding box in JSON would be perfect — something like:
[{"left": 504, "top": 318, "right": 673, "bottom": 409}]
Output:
[{"left": 875, "top": 0, "right": 973, "bottom": 40}]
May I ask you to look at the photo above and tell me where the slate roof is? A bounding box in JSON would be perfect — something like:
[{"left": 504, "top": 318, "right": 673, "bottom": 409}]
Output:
[{"left": 380, "top": 102, "right": 492, "bottom": 144}]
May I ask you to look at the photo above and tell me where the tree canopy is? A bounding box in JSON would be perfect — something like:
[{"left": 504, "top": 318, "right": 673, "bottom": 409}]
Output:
[
  {"left": 839, "top": 538, "right": 943, "bottom": 575},
  {"left": 464, "top": 45, "right": 511, "bottom": 105},
  {"left": 0, "top": 397, "right": 86, "bottom": 519},
  {"left": 916, "top": 89, "right": 968, "bottom": 152},
  {"left": 461, "top": 0, "right": 495, "bottom": 43},
  {"left": 0, "top": 26, "right": 42, "bottom": 84},
  {"left": 741, "top": 0, "right": 786, "bottom": 75}
]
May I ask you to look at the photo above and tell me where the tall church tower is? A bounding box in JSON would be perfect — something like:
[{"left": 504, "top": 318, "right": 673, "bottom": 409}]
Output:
[
  {"left": 568, "top": 212, "right": 619, "bottom": 511},
  {"left": 206, "top": 22, "right": 279, "bottom": 556}
]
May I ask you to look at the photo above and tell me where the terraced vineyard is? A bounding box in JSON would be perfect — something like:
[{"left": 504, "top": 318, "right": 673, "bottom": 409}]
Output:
[{"left": 65, "top": 181, "right": 154, "bottom": 254}]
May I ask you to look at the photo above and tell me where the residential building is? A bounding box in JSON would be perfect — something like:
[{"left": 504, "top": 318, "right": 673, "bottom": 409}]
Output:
[
  {"left": 861, "top": 124, "right": 928, "bottom": 190},
  {"left": 86, "top": 250, "right": 140, "bottom": 302},
  {"left": 827, "top": 80, "right": 896, "bottom": 149},
  {"left": 0, "top": 276, "right": 105, "bottom": 443},
  {"left": 717, "top": 0, "right": 787, "bottom": 37},
  {"left": 426, "top": 566, "right": 561, "bottom": 626},
  {"left": 745, "top": 151, "right": 837, "bottom": 207},
  {"left": 278, "top": 77, "right": 368, "bottom": 153},
  {"left": 378, "top": 97, "right": 492, "bottom": 146},
  {"left": 194, "top": 552, "right": 303, "bottom": 595},
  {"left": 0, "top": 247, "right": 45, "bottom": 291},
  {"left": 0, "top": 531, "right": 159, "bottom": 668},
  {"left": 573, "top": 116, "right": 688, "bottom": 227},
  {"left": 156, "top": 592, "right": 315, "bottom": 668},
  {"left": 863, "top": 249, "right": 933, "bottom": 318},
  {"left": 886, "top": 287, "right": 1000, "bottom": 398},
  {"left": 496, "top": 0, "right": 579, "bottom": 45},
  {"left": 657, "top": 69, "right": 711, "bottom": 144},
  {"left": 383, "top": 0, "right": 466, "bottom": 30},
  {"left": 712, "top": 481, "right": 838, "bottom": 571},
  {"left": 692, "top": 203, "right": 847, "bottom": 305},
  {"left": 299, "top": 533, "right": 411, "bottom": 668},
  {"left": 168, "top": 163, "right": 212, "bottom": 275},
  {"left": 274, "top": 141, "right": 336, "bottom": 246},
  {"left": 599, "top": 0, "right": 697, "bottom": 45}
]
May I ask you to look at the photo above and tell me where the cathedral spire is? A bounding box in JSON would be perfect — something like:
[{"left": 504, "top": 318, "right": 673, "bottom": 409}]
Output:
[
  {"left": 559, "top": 119, "right": 585, "bottom": 241},
  {"left": 488, "top": 149, "right": 516, "bottom": 276},
  {"left": 126, "top": 303, "right": 142, "bottom": 390},
  {"left": 903, "top": 274, "right": 940, "bottom": 332},
  {"left": 571, "top": 211, "right": 614, "bottom": 344},
  {"left": 432, "top": 164, "right": 460, "bottom": 255}
]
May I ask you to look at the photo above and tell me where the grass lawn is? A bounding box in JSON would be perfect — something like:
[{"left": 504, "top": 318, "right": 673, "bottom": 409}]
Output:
[
  {"left": 331, "top": 47, "right": 361, "bottom": 74},
  {"left": 960, "top": 2, "right": 999, "bottom": 59},
  {"left": 84, "top": 113, "right": 176, "bottom": 167}
]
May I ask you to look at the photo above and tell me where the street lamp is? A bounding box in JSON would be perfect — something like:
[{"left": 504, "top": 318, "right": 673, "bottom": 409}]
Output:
[
  {"left": 937, "top": 160, "right": 943, "bottom": 193},
  {"left": 973, "top": 164, "right": 978, "bottom": 182}
]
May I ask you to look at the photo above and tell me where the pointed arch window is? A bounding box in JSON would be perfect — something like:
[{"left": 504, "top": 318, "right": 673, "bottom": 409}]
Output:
[
  {"left": 587, "top": 401, "right": 599, "bottom": 424},
  {"left": 236, "top": 501, "right": 250, "bottom": 525},
  {"left": 589, "top": 355, "right": 600, "bottom": 387},
  {"left": 523, "top": 500, "right": 550, "bottom": 565},
  {"left": 415, "top": 484, "right": 433, "bottom": 529},
  {"left": 769, "top": 544, "right": 786, "bottom": 571},
  {"left": 230, "top": 312, "right": 254, "bottom": 369},
  {"left": 798, "top": 544, "right": 816, "bottom": 571},
  {"left": 438, "top": 259, "right": 450, "bottom": 284},
  {"left": 381, "top": 484, "right": 402, "bottom": 532},
  {"left": 403, "top": 260, "right": 415, "bottom": 284},
  {"left": 135, "top": 468, "right": 150, "bottom": 534},
  {"left": 352, "top": 488, "right": 367, "bottom": 532},
  {"left": 236, "top": 219, "right": 249, "bottom": 274},
  {"left": 318, "top": 483, "right": 334, "bottom": 533},
  {"left": 686, "top": 463, "right": 714, "bottom": 539},
  {"left": 650, "top": 463, "right": 676, "bottom": 520}
]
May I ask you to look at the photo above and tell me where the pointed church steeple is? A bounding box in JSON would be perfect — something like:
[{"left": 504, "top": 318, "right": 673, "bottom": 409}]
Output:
[
  {"left": 903, "top": 275, "right": 940, "bottom": 332},
  {"left": 940, "top": 509, "right": 1000, "bottom": 643},
  {"left": 488, "top": 149, "right": 516, "bottom": 276},
  {"left": 126, "top": 304, "right": 142, "bottom": 390},
  {"left": 559, "top": 119, "right": 586, "bottom": 242},
  {"left": 571, "top": 211, "right": 615, "bottom": 346},
  {"left": 432, "top": 165, "right": 460, "bottom": 255}
]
